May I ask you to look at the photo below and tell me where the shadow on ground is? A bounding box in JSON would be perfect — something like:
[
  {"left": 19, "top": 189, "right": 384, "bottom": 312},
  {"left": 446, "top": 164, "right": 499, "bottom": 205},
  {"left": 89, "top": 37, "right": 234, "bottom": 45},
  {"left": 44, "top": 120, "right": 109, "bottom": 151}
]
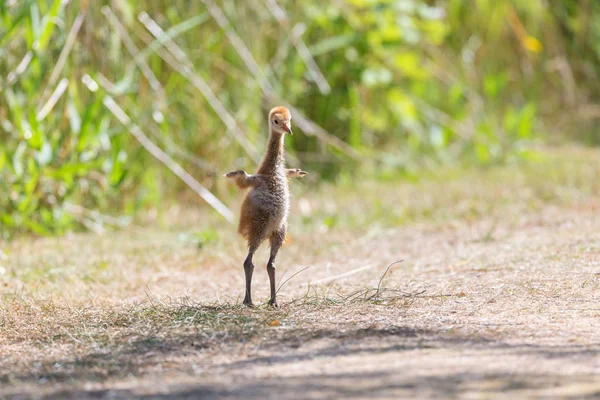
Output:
[
  {"left": 2, "top": 324, "right": 429, "bottom": 386},
  {"left": 4, "top": 318, "right": 600, "bottom": 399},
  {"left": 35, "top": 371, "right": 600, "bottom": 399}
]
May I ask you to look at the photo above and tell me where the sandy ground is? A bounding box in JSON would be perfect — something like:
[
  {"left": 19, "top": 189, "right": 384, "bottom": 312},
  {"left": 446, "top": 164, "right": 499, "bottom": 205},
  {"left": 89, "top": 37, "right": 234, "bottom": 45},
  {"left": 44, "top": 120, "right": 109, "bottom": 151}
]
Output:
[{"left": 2, "top": 202, "right": 600, "bottom": 399}]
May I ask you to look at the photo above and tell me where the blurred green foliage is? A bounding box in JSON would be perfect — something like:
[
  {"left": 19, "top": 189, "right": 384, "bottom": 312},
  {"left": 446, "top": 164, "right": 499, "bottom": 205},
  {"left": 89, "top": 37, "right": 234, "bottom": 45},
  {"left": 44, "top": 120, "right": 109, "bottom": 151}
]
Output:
[{"left": 1, "top": 0, "right": 599, "bottom": 236}]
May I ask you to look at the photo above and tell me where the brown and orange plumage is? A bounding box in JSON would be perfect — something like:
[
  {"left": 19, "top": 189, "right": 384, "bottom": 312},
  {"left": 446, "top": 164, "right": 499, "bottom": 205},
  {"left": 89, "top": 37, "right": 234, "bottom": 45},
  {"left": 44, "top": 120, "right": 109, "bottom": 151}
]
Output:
[{"left": 225, "top": 106, "right": 307, "bottom": 307}]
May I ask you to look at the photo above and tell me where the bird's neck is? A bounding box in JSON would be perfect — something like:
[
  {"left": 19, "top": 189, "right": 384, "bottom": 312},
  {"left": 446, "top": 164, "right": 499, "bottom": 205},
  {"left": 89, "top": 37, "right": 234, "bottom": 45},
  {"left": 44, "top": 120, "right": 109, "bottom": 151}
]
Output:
[{"left": 257, "top": 130, "right": 285, "bottom": 175}]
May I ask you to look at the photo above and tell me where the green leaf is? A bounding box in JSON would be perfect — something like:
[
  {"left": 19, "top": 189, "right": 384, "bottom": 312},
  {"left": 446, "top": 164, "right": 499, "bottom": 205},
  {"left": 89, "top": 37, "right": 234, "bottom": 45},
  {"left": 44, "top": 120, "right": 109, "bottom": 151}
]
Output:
[
  {"left": 37, "top": 142, "right": 53, "bottom": 165},
  {"left": 37, "top": 0, "right": 62, "bottom": 51},
  {"left": 12, "top": 141, "right": 26, "bottom": 177},
  {"left": 348, "top": 84, "right": 361, "bottom": 148},
  {"left": 309, "top": 34, "right": 355, "bottom": 57},
  {"left": 0, "top": 0, "right": 35, "bottom": 47},
  {"left": 68, "top": 98, "right": 81, "bottom": 135}
]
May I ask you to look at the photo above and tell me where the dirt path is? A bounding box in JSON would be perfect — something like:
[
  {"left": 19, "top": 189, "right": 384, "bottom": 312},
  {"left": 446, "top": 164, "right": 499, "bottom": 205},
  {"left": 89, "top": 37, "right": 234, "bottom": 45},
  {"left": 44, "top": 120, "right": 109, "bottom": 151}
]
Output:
[{"left": 2, "top": 198, "right": 600, "bottom": 399}]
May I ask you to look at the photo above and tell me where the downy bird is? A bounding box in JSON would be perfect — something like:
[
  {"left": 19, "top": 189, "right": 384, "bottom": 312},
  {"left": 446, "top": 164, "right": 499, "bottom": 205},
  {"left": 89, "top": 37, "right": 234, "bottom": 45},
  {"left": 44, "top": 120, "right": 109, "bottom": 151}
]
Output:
[{"left": 225, "top": 106, "right": 307, "bottom": 307}]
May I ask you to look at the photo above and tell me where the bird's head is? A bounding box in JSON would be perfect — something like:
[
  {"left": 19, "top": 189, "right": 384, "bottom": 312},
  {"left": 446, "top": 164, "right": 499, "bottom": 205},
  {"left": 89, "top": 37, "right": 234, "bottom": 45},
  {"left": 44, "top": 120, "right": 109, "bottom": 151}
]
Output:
[{"left": 268, "top": 106, "right": 292, "bottom": 136}]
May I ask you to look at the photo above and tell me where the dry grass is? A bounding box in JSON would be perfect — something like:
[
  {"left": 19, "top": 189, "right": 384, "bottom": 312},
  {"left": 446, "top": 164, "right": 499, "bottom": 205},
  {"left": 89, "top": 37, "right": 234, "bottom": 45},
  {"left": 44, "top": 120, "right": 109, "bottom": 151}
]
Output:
[{"left": 2, "top": 146, "right": 600, "bottom": 398}]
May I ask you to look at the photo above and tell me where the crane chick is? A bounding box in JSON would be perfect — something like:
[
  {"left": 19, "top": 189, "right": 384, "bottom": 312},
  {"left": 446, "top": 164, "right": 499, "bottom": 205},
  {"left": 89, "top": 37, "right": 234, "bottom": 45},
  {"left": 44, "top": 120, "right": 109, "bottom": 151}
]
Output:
[{"left": 225, "top": 106, "right": 307, "bottom": 307}]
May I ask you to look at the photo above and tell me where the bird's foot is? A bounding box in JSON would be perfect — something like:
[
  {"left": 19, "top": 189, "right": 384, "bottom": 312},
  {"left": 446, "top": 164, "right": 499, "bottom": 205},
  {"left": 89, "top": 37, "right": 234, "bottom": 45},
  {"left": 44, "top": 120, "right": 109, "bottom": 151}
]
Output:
[
  {"left": 268, "top": 299, "right": 278, "bottom": 308},
  {"left": 243, "top": 295, "right": 254, "bottom": 307}
]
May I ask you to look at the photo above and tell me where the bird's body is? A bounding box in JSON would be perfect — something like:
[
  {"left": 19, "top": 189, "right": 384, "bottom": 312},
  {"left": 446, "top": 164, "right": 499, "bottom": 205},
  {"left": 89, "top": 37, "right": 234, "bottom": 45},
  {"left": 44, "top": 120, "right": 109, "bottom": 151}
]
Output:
[
  {"left": 226, "top": 106, "right": 307, "bottom": 307},
  {"left": 238, "top": 133, "right": 289, "bottom": 248}
]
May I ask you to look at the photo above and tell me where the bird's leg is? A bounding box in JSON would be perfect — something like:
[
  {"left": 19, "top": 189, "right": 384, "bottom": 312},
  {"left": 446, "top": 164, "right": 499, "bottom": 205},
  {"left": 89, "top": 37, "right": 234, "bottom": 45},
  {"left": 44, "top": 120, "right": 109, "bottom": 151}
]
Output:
[
  {"left": 225, "top": 170, "right": 264, "bottom": 189},
  {"left": 286, "top": 168, "right": 308, "bottom": 178},
  {"left": 243, "top": 249, "right": 256, "bottom": 307},
  {"left": 267, "top": 226, "right": 286, "bottom": 307}
]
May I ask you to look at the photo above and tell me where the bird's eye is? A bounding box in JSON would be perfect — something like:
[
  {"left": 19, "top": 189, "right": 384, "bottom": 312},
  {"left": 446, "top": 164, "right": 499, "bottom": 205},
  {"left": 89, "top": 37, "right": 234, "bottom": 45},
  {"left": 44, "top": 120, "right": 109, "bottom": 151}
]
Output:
[{"left": 274, "top": 120, "right": 279, "bottom": 125}]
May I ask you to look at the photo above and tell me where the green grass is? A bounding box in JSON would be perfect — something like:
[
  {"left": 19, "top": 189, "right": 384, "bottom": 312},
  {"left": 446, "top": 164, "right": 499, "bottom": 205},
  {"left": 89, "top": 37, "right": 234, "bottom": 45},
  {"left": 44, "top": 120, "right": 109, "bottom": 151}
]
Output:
[{"left": 3, "top": 1, "right": 600, "bottom": 235}]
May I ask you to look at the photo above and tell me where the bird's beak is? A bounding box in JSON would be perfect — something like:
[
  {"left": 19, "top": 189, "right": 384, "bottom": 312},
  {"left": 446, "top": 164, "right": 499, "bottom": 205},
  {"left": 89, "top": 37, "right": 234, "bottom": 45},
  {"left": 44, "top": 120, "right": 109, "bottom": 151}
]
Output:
[{"left": 283, "top": 122, "right": 293, "bottom": 135}]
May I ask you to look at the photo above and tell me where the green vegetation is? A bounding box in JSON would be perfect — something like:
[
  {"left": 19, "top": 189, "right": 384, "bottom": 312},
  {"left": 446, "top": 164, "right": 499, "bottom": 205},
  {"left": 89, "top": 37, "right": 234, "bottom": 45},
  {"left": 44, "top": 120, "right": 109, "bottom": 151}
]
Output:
[{"left": 1, "top": 0, "right": 599, "bottom": 236}]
